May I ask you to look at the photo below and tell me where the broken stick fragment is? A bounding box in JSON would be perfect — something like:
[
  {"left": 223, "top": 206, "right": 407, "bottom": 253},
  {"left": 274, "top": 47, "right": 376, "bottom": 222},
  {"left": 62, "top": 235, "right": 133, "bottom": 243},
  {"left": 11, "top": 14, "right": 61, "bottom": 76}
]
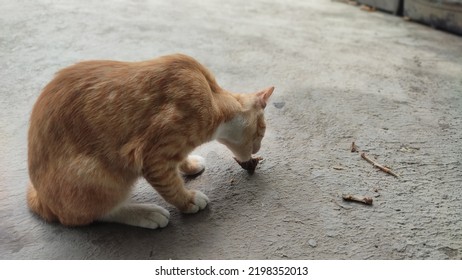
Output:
[
  {"left": 351, "top": 141, "right": 359, "bottom": 153},
  {"left": 342, "top": 194, "right": 373, "bottom": 205},
  {"left": 360, "top": 152, "right": 399, "bottom": 178},
  {"left": 234, "top": 156, "right": 263, "bottom": 174}
]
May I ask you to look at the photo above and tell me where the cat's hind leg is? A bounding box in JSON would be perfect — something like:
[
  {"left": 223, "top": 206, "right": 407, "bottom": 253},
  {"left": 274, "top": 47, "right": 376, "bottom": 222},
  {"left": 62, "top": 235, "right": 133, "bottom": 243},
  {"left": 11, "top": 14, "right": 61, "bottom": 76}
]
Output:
[
  {"left": 179, "top": 155, "right": 206, "bottom": 176},
  {"left": 99, "top": 203, "right": 170, "bottom": 229}
]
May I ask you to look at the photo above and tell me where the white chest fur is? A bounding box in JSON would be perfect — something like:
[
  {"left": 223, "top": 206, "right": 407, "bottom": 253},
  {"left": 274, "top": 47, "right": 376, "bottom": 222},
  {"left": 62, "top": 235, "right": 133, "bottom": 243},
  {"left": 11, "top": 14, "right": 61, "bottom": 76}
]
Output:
[{"left": 213, "top": 115, "right": 245, "bottom": 144}]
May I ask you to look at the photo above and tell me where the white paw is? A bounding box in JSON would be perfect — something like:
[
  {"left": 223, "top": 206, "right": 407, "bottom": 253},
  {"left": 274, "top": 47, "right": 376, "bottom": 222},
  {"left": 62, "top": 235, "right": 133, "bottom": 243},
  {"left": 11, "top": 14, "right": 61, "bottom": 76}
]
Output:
[
  {"left": 189, "top": 155, "right": 206, "bottom": 173},
  {"left": 100, "top": 204, "right": 170, "bottom": 229},
  {"left": 183, "top": 190, "right": 209, "bottom": 213}
]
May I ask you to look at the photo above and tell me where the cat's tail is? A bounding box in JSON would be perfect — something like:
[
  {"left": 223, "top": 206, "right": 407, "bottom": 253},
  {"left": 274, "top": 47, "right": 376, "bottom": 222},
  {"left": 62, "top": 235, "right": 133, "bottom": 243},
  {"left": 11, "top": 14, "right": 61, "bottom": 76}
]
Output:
[{"left": 27, "top": 182, "right": 57, "bottom": 222}]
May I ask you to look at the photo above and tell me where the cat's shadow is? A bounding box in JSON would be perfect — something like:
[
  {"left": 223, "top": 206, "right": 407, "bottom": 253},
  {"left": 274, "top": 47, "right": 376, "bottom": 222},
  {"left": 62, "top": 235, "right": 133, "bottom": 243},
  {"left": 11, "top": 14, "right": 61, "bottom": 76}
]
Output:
[{"left": 182, "top": 168, "right": 205, "bottom": 183}]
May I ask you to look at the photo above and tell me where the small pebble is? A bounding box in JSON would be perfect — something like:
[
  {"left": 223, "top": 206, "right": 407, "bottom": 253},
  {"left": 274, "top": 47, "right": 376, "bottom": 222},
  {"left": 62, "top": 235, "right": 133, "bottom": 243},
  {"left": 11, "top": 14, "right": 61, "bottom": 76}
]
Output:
[{"left": 308, "top": 239, "right": 317, "bottom": 247}]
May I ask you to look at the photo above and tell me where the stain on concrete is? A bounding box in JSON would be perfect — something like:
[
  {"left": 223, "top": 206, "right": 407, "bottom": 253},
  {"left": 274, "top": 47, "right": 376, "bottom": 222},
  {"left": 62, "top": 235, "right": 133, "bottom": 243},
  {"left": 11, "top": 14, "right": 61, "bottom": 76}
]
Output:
[{"left": 273, "top": 102, "right": 286, "bottom": 109}]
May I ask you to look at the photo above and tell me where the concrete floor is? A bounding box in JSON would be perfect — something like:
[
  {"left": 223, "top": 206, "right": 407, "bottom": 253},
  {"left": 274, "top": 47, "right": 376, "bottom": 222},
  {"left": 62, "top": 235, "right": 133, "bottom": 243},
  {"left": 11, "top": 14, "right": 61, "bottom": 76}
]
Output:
[{"left": 1, "top": 0, "right": 461, "bottom": 259}]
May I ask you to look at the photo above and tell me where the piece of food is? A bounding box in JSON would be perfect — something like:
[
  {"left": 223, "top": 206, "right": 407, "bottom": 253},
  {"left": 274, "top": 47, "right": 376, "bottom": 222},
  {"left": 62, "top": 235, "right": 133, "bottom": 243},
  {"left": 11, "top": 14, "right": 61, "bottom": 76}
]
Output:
[{"left": 234, "top": 156, "right": 263, "bottom": 173}]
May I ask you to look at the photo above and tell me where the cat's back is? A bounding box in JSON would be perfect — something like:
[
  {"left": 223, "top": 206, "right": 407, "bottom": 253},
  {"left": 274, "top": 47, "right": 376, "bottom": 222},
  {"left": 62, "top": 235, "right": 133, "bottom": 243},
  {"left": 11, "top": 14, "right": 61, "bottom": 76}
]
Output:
[
  {"left": 29, "top": 59, "right": 143, "bottom": 146},
  {"left": 33, "top": 54, "right": 218, "bottom": 112},
  {"left": 29, "top": 54, "right": 222, "bottom": 163}
]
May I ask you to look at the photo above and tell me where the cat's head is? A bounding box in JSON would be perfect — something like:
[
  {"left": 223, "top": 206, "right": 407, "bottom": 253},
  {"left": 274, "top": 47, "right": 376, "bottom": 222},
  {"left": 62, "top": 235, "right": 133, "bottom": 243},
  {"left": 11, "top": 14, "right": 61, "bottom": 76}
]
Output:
[{"left": 216, "top": 86, "right": 274, "bottom": 162}]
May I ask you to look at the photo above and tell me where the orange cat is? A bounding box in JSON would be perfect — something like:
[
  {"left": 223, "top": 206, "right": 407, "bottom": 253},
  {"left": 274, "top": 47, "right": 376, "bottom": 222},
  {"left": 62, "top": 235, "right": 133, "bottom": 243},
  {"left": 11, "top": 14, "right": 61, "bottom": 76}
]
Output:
[{"left": 27, "top": 53, "right": 273, "bottom": 229}]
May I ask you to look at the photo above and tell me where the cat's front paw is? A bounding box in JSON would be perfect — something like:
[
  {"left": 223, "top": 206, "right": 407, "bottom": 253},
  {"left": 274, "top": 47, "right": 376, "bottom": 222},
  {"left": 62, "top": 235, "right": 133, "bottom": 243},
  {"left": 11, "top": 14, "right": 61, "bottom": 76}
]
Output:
[{"left": 183, "top": 190, "right": 209, "bottom": 213}]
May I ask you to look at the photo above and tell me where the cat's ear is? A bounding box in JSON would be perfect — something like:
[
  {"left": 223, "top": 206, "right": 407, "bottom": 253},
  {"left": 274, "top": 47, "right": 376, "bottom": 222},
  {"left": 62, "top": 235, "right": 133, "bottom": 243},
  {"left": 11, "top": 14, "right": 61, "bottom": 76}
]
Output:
[{"left": 256, "top": 86, "right": 274, "bottom": 109}]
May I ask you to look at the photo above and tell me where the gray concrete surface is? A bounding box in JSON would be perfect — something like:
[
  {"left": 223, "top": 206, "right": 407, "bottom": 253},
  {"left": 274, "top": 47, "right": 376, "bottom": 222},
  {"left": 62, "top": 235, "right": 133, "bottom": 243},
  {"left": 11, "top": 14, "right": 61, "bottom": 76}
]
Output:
[{"left": 1, "top": 0, "right": 461, "bottom": 259}]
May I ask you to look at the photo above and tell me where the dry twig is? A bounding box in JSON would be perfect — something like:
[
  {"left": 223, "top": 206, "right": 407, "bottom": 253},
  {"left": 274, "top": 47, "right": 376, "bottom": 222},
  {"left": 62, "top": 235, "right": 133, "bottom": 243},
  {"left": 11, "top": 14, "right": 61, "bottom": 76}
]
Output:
[
  {"left": 360, "top": 152, "right": 399, "bottom": 178},
  {"left": 342, "top": 194, "right": 373, "bottom": 205},
  {"left": 351, "top": 141, "right": 399, "bottom": 178},
  {"left": 351, "top": 141, "right": 359, "bottom": 153},
  {"left": 360, "top": 5, "right": 376, "bottom": 12}
]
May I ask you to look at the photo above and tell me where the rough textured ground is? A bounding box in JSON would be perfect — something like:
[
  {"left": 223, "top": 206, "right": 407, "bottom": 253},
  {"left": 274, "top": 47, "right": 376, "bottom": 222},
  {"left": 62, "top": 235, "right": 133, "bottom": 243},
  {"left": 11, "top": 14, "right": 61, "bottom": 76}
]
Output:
[{"left": 1, "top": 0, "right": 461, "bottom": 259}]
